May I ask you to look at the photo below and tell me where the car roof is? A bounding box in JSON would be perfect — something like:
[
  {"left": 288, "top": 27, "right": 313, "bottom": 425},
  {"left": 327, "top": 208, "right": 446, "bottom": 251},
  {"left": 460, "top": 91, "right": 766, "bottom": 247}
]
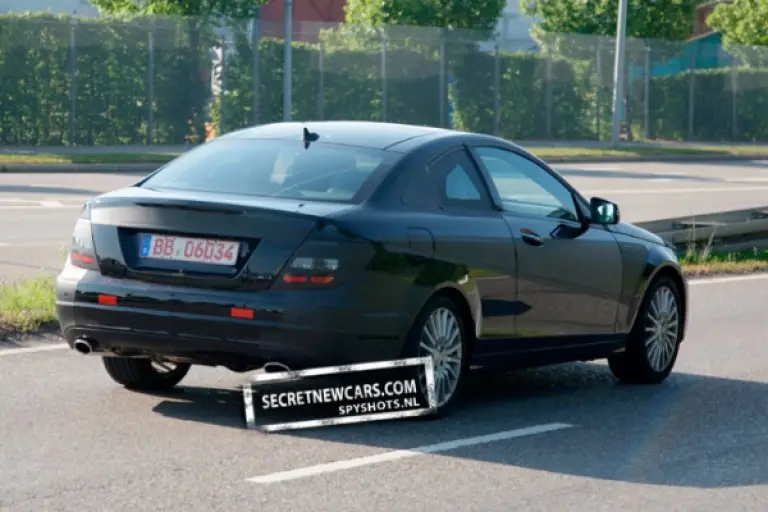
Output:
[{"left": 219, "top": 121, "right": 452, "bottom": 151}]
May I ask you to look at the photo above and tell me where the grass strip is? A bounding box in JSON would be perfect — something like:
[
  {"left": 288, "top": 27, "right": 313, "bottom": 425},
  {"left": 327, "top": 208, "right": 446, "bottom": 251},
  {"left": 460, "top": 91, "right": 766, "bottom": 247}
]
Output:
[
  {"left": 0, "top": 275, "right": 58, "bottom": 337},
  {"left": 0, "top": 152, "right": 181, "bottom": 165}
]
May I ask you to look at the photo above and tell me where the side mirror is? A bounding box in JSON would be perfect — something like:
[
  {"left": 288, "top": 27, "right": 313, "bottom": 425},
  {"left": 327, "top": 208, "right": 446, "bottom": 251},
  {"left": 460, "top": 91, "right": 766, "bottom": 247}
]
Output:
[{"left": 590, "top": 197, "right": 620, "bottom": 225}]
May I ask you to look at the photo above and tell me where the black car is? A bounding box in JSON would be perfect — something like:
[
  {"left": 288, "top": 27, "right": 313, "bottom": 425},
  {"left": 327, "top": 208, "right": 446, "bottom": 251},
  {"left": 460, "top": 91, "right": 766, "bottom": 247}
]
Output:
[{"left": 55, "top": 121, "right": 689, "bottom": 415}]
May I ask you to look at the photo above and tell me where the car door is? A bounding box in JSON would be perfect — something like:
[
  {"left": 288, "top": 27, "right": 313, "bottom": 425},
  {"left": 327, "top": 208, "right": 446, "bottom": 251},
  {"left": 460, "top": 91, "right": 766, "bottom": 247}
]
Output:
[
  {"left": 468, "top": 145, "right": 623, "bottom": 344},
  {"left": 412, "top": 146, "right": 520, "bottom": 341}
]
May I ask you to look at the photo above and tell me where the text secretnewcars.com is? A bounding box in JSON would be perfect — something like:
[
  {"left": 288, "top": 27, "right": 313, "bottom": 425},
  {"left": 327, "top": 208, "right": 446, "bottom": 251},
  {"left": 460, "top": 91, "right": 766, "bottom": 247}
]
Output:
[{"left": 260, "top": 379, "right": 420, "bottom": 410}]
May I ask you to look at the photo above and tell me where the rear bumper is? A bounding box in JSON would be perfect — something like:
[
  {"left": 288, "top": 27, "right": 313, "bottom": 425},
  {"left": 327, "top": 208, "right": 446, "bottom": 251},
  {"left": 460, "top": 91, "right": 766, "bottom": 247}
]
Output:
[{"left": 55, "top": 264, "right": 410, "bottom": 370}]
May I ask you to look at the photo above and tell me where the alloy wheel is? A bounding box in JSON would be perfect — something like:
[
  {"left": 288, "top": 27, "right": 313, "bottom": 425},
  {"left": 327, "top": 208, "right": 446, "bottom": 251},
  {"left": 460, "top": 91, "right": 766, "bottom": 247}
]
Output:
[
  {"left": 418, "top": 306, "right": 464, "bottom": 408},
  {"left": 643, "top": 285, "right": 680, "bottom": 373}
]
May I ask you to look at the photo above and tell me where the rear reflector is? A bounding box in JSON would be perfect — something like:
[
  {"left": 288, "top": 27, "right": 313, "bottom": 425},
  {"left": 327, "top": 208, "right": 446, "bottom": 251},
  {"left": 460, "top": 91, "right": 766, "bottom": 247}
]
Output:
[
  {"left": 231, "top": 307, "right": 255, "bottom": 319},
  {"left": 97, "top": 294, "right": 118, "bottom": 306},
  {"left": 310, "top": 275, "right": 334, "bottom": 284},
  {"left": 282, "top": 274, "right": 307, "bottom": 284}
]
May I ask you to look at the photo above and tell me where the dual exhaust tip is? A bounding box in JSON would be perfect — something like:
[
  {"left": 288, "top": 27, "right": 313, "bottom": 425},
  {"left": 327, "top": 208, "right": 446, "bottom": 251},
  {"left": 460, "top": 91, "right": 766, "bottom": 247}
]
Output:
[{"left": 73, "top": 338, "right": 94, "bottom": 355}]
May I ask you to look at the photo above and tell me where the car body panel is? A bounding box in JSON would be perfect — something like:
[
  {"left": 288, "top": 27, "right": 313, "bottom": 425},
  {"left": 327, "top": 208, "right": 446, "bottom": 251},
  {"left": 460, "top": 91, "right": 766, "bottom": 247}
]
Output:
[{"left": 55, "top": 121, "right": 689, "bottom": 375}]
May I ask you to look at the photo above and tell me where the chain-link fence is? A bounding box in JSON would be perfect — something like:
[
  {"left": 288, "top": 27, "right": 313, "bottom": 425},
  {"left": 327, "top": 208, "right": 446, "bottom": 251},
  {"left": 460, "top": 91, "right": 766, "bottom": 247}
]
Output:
[{"left": 2, "top": 12, "right": 768, "bottom": 147}]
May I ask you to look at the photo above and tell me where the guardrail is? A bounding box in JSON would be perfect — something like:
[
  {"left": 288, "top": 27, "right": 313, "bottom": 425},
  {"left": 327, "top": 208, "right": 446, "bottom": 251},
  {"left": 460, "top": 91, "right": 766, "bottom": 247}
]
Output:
[{"left": 635, "top": 206, "right": 768, "bottom": 251}]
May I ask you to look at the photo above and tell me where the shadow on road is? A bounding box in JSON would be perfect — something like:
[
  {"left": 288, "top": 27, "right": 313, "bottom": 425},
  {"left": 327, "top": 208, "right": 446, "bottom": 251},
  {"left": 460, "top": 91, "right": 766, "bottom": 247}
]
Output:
[{"left": 150, "top": 363, "right": 768, "bottom": 489}]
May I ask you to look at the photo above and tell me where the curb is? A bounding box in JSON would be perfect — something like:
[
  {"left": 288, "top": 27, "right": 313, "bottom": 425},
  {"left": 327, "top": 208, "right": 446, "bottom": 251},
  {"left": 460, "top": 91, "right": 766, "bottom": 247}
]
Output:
[{"left": 0, "top": 153, "right": 766, "bottom": 173}]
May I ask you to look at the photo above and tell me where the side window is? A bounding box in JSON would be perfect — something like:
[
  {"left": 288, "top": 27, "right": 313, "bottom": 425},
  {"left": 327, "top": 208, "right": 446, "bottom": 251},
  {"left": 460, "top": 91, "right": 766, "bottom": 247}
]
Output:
[
  {"left": 428, "top": 149, "right": 491, "bottom": 211},
  {"left": 474, "top": 147, "right": 579, "bottom": 222}
]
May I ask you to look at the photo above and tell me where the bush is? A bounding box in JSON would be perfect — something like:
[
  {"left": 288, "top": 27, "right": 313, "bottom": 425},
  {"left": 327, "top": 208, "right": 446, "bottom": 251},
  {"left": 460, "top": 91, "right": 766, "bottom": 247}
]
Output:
[
  {"left": 14, "top": 13, "right": 768, "bottom": 146},
  {"left": 646, "top": 67, "right": 768, "bottom": 142},
  {"left": 0, "top": 13, "right": 210, "bottom": 146}
]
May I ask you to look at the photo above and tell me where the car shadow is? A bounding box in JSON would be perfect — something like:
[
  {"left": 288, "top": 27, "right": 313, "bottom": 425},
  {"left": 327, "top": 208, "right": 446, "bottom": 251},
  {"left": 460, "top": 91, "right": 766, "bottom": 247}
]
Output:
[{"left": 150, "top": 363, "right": 768, "bottom": 489}]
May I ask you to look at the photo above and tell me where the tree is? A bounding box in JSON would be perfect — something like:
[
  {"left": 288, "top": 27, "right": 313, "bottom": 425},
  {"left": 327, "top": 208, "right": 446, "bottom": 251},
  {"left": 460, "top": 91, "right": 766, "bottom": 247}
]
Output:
[
  {"left": 521, "top": 0, "right": 701, "bottom": 41},
  {"left": 90, "top": 0, "right": 265, "bottom": 18},
  {"left": 343, "top": 0, "right": 506, "bottom": 32},
  {"left": 521, "top": 0, "right": 701, "bottom": 141},
  {"left": 707, "top": 0, "right": 768, "bottom": 47}
]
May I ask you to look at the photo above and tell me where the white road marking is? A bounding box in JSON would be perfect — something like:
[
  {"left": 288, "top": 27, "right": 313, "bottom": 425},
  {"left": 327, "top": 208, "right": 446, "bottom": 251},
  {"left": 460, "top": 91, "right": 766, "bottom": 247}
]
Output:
[
  {"left": 40, "top": 200, "right": 64, "bottom": 207},
  {"left": 0, "top": 343, "right": 68, "bottom": 357},
  {"left": 726, "top": 177, "right": 768, "bottom": 183},
  {"left": 649, "top": 178, "right": 673, "bottom": 182},
  {"left": 585, "top": 185, "right": 768, "bottom": 195},
  {"left": 688, "top": 273, "right": 768, "bottom": 286},
  {"left": 246, "top": 423, "right": 575, "bottom": 484}
]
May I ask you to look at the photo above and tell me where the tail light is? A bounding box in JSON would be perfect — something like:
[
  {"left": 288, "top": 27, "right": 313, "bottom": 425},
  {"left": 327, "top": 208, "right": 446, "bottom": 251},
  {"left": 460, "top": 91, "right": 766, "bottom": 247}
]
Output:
[
  {"left": 280, "top": 257, "right": 341, "bottom": 286},
  {"left": 69, "top": 203, "right": 99, "bottom": 271},
  {"left": 274, "top": 224, "right": 373, "bottom": 289}
]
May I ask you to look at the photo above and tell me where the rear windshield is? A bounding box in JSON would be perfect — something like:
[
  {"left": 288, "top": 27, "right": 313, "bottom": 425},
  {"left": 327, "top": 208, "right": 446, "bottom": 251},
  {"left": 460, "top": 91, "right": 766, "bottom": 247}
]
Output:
[{"left": 140, "top": 138, "right": 390, "bottom": 203}]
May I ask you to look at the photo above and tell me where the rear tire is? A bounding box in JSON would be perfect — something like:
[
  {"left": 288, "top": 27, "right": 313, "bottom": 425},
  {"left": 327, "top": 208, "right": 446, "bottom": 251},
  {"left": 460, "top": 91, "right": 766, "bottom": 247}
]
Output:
[
  {"left": 401, "top": 295, "right": 471, "bottom": 417},
  {"left": 102, "top": 357, "right": 190, "bottom": 391},
  {"left": 608, "top": 276, "right": 683, "bottom": 384}
]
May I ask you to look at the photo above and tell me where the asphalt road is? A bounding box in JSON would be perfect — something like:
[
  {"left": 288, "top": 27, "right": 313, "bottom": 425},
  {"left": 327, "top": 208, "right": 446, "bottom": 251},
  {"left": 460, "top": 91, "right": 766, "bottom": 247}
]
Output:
[
  {"left": 1, "top": 273, "right": 767, "bottom": 511},
  {"left": 1, "top": 160, "right": 768, "bottom": 279}
]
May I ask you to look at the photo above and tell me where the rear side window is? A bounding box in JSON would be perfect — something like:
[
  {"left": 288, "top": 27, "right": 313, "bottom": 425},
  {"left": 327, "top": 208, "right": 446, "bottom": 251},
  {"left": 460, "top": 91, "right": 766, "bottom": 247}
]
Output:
[{"left": 140, "top": 138, "right": 389, "bottom": 203}]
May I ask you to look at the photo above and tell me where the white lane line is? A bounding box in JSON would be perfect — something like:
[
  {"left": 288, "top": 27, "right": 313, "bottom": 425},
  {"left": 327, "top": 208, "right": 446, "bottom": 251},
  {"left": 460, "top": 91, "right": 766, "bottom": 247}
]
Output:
[
  {"left": 585, "top": 185, "right": 768, "bottom": 195},
  {"left": 726, "top": 177, "right": 768, "bottom": 183},
  {"left": 688, "top": 273, "right": 768, "bottom": 286},
  {"left": 40, "top": 200, "right": 64, "bottom": 207},
  {"left": 246, "top": 422, "right": 575, "bottom": 484},
  {"left": 0, "top": 343, "right": 68, "bottom": 357}
]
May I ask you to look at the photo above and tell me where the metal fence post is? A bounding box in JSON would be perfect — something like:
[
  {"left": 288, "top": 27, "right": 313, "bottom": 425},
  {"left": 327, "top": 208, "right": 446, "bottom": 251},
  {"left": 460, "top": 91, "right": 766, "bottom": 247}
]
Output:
[
  {"left": 731, "top": 57, "right": 738, "bottom": 140},
  {"left": 250, "top": 17, "right": 261, "bottom": 125},
  {"left": 68, "top": 19, "right": 78, "bottom": 146},
  {"left": 439, "top": 29, "right": 446, "bottom": 128},
  {"left": 220, "top": 37, "right": 227, "bottom": 134},
  {"left": 596, "top": 38, "right": 602, "bottom": 140},
  {"left": 147, "top": 19, "right": 155, "bottom": 146},
  {"left": 318, "top": 40, "right": 325, "bottom": 120},
  {"left": 643, "top": 44, "right": 651, "bottom": 140},
  {"left": 283, "top": 0, "right": 293, "bottom": 122},
  {"left": 688, "top": 47, "right": 696, "bottom": 140},
  {"left": 380, "top": 29, "right": 388, "bottom": 122},
  {"left": 493, "top": 39, "right": 501, "bottom": 136},
  {"left": 545, "top": 42, "right": 553, "bottom": 139}
]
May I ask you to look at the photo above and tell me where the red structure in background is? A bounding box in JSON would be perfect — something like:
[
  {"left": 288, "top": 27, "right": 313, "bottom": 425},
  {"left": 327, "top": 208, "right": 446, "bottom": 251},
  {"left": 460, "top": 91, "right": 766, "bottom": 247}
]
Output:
[
  {"left": 259, "top": 0, "right": 347, "bottom": 42},
  {"left": 691, "top": 0, "right": 732, "bottom": 38}
]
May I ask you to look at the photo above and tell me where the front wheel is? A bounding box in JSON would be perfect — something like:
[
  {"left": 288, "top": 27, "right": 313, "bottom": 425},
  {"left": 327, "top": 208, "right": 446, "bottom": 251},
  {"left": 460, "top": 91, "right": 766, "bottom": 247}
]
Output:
[
  {"left": 102, "top": 357, "right": 190, "bottom": 391},
  {"left": 403, "top": 295, "right": 471, "bottom": 417},
  {"left": 608, "top": 276, "right": 683, "bottom": 384}
]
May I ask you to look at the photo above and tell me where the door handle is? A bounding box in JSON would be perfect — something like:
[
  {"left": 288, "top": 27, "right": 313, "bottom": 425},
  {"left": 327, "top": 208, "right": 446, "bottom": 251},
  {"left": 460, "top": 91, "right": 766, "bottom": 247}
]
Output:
[{"left": 520, "top": 228, "right": 543, "bottom": 246}]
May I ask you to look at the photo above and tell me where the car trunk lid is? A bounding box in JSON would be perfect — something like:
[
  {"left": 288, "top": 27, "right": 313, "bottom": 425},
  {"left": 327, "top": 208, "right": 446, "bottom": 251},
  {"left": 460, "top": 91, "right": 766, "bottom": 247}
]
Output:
[{"left": 87, "top": 186, "right": 352, "bottom": 290}]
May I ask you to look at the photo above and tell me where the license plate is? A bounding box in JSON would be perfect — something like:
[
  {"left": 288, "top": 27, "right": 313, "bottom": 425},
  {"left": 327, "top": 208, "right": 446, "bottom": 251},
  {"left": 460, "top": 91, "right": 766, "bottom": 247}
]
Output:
[{"left": 139, "top": 234, "right": 240, "bottom": 266}]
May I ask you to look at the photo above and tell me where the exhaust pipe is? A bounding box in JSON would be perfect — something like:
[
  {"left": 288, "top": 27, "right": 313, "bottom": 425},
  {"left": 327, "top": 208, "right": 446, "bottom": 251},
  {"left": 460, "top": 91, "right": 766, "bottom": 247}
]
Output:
[
  {"left": 263, "top": 362, "right": 291, "bottom": 373},
  {"left": 73, "top": 338, "right": 94, "bottom": 355}
]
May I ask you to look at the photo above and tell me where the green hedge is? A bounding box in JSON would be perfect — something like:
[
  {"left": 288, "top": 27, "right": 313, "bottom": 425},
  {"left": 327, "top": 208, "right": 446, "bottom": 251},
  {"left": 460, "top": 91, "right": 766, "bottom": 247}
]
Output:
[
  {"left": 0, "top": 13, "right": 209, "bottom": 146},
  {"left": 5, "top": 13, "right": 767, "bottom": 147},
  {"left": 645, "top": 68, "right": 768, "bottom": 142}
]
